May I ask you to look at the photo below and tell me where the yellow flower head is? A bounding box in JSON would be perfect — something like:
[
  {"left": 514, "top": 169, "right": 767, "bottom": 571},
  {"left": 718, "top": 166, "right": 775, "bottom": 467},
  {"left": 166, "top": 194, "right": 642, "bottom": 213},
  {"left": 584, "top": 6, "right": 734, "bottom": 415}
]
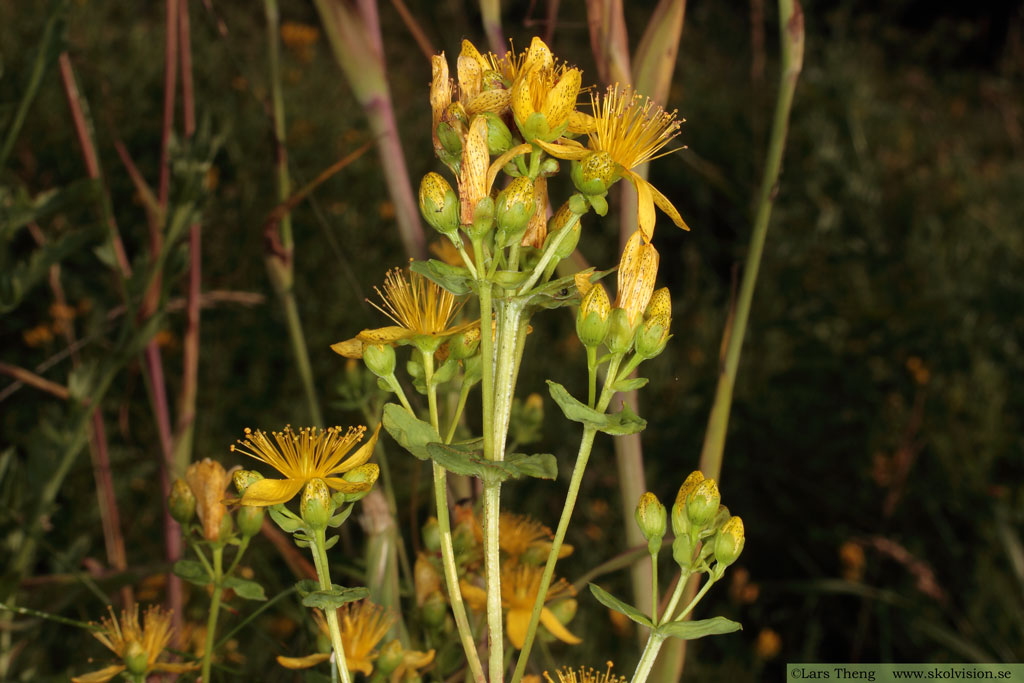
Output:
[
  {"left": 537, "top": 86, "right": 689, "bottom": 241},
  {"left": 332, "top": 268, "right": 476, "bottom": 358},
  {"left": 499, "top": 512, "right": 574, "bottom": 563},
  {"left": 185, "top": 458, "right": 232, "bottom": 542},
  {"left": 73, "top": 605, "right": 197, "bottom": 683},
  {"left": 615, "top": 230, "right": 660, "bottom": 327},
  {"left": 277, "top": 601, "right": 394, "bottom": 676},
  {"left": 510, "top": 37, "right": 586, "bottom": 142},
  {"left": 231, "top": 424, "right": 380, "bottom": 507},
  {"left": 544, "top": 662, "right": 627, "bottom": 683},
  {"left": 461, "top": 565, "right": 581, "bottom": 649}
]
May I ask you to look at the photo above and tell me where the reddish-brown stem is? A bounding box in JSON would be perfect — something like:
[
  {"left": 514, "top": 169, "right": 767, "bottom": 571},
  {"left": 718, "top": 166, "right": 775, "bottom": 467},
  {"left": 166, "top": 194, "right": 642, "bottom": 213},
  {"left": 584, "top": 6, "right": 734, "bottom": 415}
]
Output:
[
  {"left": 0, "top": 363, "right": 70, "bottom": 400},
  {"left": 158, "top": 0, "right": 179, "bottom": 210},
  {"left": 388, "top": 0, "right": 435, "bottom": 61}
]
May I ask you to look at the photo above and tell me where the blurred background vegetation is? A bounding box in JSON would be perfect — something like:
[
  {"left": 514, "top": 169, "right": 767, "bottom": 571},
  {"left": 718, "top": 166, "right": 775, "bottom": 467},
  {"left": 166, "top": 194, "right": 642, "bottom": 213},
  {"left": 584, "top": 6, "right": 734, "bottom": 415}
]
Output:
[{"left": 1, "top": 0, "right": 1022, "bottom": 681}]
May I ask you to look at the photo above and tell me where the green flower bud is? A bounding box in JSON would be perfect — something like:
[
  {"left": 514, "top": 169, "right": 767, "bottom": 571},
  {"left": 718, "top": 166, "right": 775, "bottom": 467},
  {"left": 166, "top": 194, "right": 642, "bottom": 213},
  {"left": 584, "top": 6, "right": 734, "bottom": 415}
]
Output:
[
  {"left": 218, "top": 511, "right": 234, "bottom": 541},
  {"left": 237, "top": 505, "right": 265, "bottom": 538},
  {"left": 481, "top": 111, "right": 513, "bottom": 155},
  {"left": 419, "top": 172, "right": 460, "bottom": 238},
  {"left": 436, "top": 121, "right": 463, "bottom": 157},
  {"left": 576, "top": 284, "right": 611, "bottom": 348},
  {"left": 518, "top": 111, "right": 552, "bottom": 145},
  {"left": 539, "top": 157, "right": 560, "bottom": 177},
  {"left": 672, "top": 531, "right": 694, "bottom": 569},
  {"left": 547, "top": 598, "right": 578, "bottom": 626},
  {"left": 421, "top": 590, "right": 448, "bottom": 628},
  {"left": 300, "top": 478, "right": 332, "bottom": 530},
  {"left": 447, "top": 326, "right": 481, "bottom": 361},
  {"left": 376, "top": 640, "right": 404, "bottom": 677},
  {"left": 604, "top": 307, "right": 636, "bottom": 355},
  {"left": 169, "top": 478, "right": 196, "bottom": 524},
  {"left": 672, "top": 471, "right": 705, "bottom": 536},
  {"left": 233, "top": 469, "right": 265, "bottom": 496},
  {"left": 123, "top": 639, "right": 149, "bottom": 676},
  {"left": 335, "top": 464, "right": 380, "bottom": 504},
  {"left": 495, "top": 176, "right": 536, "bottom": 246},
  {"left": 568, "top": 193, "right": 589, "bottom": 215},
  {"left": 363, "top": 343, "right": 397, "bottom": 379},
  {"left": 422, "top": 517, "right": 441, "bottom": 552},
  {"left": 711, "top": 504, "right": 731, "bottom": 532},
  {"left": 687, "top": 478, "right": 721, "bottom": 530},
  {"left": 544, "top": 201, "right": 583, "bottom": 261},
  {"left": 634, "top": 492, "right": 667, "bottom": 552},
  {"left": 465, "top": 196, "right": 494, "bottom": 240},
  {"left": 713, "top": 516, "right": 745, "bottom": 568},
  {"left": 571, "top": 151, "right": 617, "bottom": 195},
  {"left": 635, "top": 287, "right": 672, "bottom": 360}
]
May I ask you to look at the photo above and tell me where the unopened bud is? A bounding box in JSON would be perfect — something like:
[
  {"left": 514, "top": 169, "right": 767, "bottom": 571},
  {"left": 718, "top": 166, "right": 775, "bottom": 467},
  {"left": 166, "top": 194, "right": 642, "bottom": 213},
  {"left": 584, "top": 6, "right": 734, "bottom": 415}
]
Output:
[
  {"left": 571, "top": 151, "right": 617, "bottom": 195},
  {"left": 436, "top": 121, "right": 463, "bottom": 157},
  {"left": 363, "top": 343, "right": 396, "bottom": 378},
  {"left": 233, "top": 469, "right": 265, "bottom": 496},
  {"left": 448, "top": 326, "right": 480, "bottom": 361},
  {"left": 376, "top": 640, "right": 404, "bottom": 677},
  {"left": 635, "top": 287, "right": 672, "bottom": 360},
  {"left": 495, "top": 176, "right": 536, "bottom": 246},
  {"left": 576, "top": 284, "right": 611, "bottom": 348},
  {"left": 419, "top": 172, "right": 460, "bottom": 238},
  {"left": 237, "top": 505, "right": 265, "bottom": 538},
  {"left": 422, "top": 517, "right": 441, "bottom": 552},
  {"left": 634, "top": 492, "right": 667, "bottom": 553},
  {"left": 421, "top": 590, "right": 448, "bottom": 628},
  {"left": 672, "top": 471, "right": 705, "bottom": 536},
  {"left": 539, "top": 157, "right": 560, "bottom": 177},
  {"left": 547, "top": 598, "right": 577, "bottom": 626},
  {"left": 300, "top": 478, "right": 332, "bottom": 529},
  {"left": 713, "top": 516, "right": 745, "bottom": 568},
  {"left": 169, "top": 478, "right": 196, "bottom": 524},
  {"left": 687, "top": 478, "right": 721, "bottom": 529},
  {"left": 672, "top": 531, "right": 694, "bottom": 568},
  {"left": 545, "top": 202, "right": 582, "bottom": 260},
  {"left": 604, "top": 307, "right": 636, "bottom": 355},
  {"left": 481, "top": 111, "right": 513, "bottom": 155},
  {"left": 465, "top": 196, "right": 494, "bottom": 240},
  {"left": 336, "top": 464, "right": 380, "bottom": 504}
]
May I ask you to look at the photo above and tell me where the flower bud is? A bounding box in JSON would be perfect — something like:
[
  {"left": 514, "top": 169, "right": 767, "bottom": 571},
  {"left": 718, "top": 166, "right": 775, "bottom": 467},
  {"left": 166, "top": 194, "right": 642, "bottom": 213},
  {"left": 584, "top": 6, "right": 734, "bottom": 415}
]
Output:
[
  {"left": 604, "top": 307, "right": 636, "bottom": 355},
  {"left": 419, "top": 172, "right": 460, "bottom": 238},
  {"left": 464, "top": 196, "right": 494, "bottom": 240},
  {"left": 422, "top": 517, "right": 441, "bottom": 552},
  {"left": 634, "top": 492, "right": 667, "bottom": 553},
  {"left": 236, "top": 504, "right": 265, "bottom": 538},
  {"left": 672, "top": 471, "right": 705, "bottom": 536},
  {"left": 687, "top": 478, "right": 721, "bottom": 530},
  {"left": 169, "top": 478, "right": 196, "bottom": 524},
  {"left": 415, "top": 553, "right": 442, "bottom": 606},
  {"left": 713, "top": 516, "right": 745, "bottom": 568},
  {"left": 547, "top": 598, "right": 578, "bottom": 626},
  {"left": 539, "top": 157, "right": 560, "bottom": 177},
  {"left": 436, "top": 121, "right": 463, "bottom": 157},
  {"left": 376, "top": 640, "right": 404, "bottom": 677},
  {"left": 672, "top": 531, "right": 694, "bottom": 568},
  {"left": 571, "top": 151, "right": 617, "bottom": 195},
  {"left": 300, "top": 478, "right": 332, "bottom": 529},
  {"left": 575, "top": 284, "right": 611, "bottom": 348},
  {"left": 544, "top": 201, "right": 582, "bottom": 261},
  {"left": 481, "top": 111, "right": 513, "bottom": 155},
  {"left": 335, "top": 464, "right": 380, "bottom": 504},
  {"left": 568, "top": 193, "right": 589, "bottom": 215},
  {"left": 363, "top": 343, "right": 396, "bottom": 379},
  {"left": 218, "top": 511, "right": 234, "bottom": 541},
  {"left": 447, "top": 326, "right": 480, "bottom": 361},
  {"left": 495, "top": 176, "right": 536, "bottom": 246},
  {"left": 233, "top": 469, "right": 264, "bottom": 496},
  {"left": 634, "top": 287, "right": 672, "bottom": 360},
  {"left": 421, "top": 590, "right": 448, "bottom": 628}
]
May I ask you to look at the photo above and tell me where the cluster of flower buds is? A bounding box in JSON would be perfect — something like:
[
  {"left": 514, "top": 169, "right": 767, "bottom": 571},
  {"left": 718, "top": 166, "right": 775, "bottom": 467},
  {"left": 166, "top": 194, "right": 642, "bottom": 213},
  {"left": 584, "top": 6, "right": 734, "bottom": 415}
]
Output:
[
  {"left": 668, "top": 470, "right": 745, "bottom": 579},
  {"left": 169, "top": 459, "right": 265, "bottom": 544}
]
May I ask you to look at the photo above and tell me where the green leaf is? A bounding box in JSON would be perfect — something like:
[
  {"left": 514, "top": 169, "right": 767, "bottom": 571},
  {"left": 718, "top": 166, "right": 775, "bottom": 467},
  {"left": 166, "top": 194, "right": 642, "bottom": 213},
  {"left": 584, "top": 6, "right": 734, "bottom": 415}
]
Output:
[
  {"left": 425, "top": 442, "right": 505, "bottom": 483},
  {"left": 382, "top": 403, "right": 441, "bottom": 461},
  {"left": 0, "top": 222, "right": 103, "bottom": 314},
  {"left": 223, "top": 577, "right": 267, "bottom": 601},
  {"left": 326, "top": 504, "right": 353, "bottom": 528},
  {"left": 493, "top": 270, "right": 529, "bottom": 288},
  {"left": 410, "top": 259, "right": 473, "bottom": 296},
  {"left": 0, "top": 179, "right": 100, "bottom": 239},
  {"left": 269, "top": 506, "right": 303, "bottom": 533},
  {"left": 611, "top": 377, "right": 649, "bottom": 392},
  {"left": 323, "top": 535, "right": 339, "bottom": 550},
  {"left": 505, "top": 453, "right": 558, "bottom": 480},
  {"left": 294, "top": 579, "right": 320, "bottom": 598},
  {"left": 300, "top": 586, "right": 370, "bottom": 611},
  {"left": 173, "top": 560, "right": 211, "bottom": 587},
  {"left": 588, "top": 583, "right": 653, "bottom": 628},
  {"left": 656, "top": 616, "right": 743, "bottom": 640},
  {"left": 546, "top": 381, "right": 646, "bottom": 435}
]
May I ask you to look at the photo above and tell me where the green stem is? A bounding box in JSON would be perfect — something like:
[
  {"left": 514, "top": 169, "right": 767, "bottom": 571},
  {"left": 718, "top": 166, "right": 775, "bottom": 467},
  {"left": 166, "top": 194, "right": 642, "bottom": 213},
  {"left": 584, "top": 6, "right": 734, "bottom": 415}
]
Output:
[
  {"left": 457, "top": 242, "right": 479, "bottom": 279},
  {"left": 224, "top": 536, "right": 250, "bottom": 578},
  {"left": 385, "top": 374, "right": 414, "bottom": 414},
  {"left": 631, "top": 633, "right": 667, "bottom": 683},
  {"left": 200, "top": 546, "right": 224, "bottom": 683},
  {"left": 517, "top": 213, "right": 580, "bottom": 295},
  {"left": 697, "top": 0, "right": 803, "bottom": 481},
  {"left": 511, "top": 356, "right": 622, "bottom": 683},
  {"left": 311, "top": 528, "right": 353, "bottom": 683},
  {"left": 669, "top": 575, "right": 717, "bottom": 623},
  {"left": 650, "top": 554, "right": 659, "bottom": 623},
  {"left": 586, "top": 346, "right": 598, "bottom": 408},
  {"left": 659, "top": 569, "right": 691, "bottom": 624},
  {"left": 445, "top": 380, "right": 473, "bottom": 444},
  {"left": 483, "top": 481, "right": 504, "bottom": 683}
]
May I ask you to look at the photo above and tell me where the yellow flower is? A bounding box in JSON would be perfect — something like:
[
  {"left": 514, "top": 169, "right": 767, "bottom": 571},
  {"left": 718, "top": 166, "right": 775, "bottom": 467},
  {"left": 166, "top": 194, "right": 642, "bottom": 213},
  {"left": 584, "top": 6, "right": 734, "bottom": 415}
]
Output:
[
  {"left": 544, "top": 661, "right": 626, "bottom": 683},
  {"left": 277, "top": 602, "right": 394, "bottom": 676},
  {"left": 615, "top": 230, "right": 660, "bottom": 326},
  {"left": 331, "top": 268, "right": 476, "bottom": 359},
  {"left": 461, "top": 565, "right": 581, "bottom": 649},
  {"left": 185, "top": 458, "right": 232, "bottom": 542},
  {"left": 537, "top": 86, "right": 689, "bottom": 241},
  {"left": 499, "top": 512, "right": 574, "bottom": 563},
  {"left": 510, "top": 37, "right": 585, "bottom": 142},
  {"left": 72, "top": 605, "right": 197, "bottom": 683},
  {"left": 231, "top": 423, "right": 381, "bottom": 506}
]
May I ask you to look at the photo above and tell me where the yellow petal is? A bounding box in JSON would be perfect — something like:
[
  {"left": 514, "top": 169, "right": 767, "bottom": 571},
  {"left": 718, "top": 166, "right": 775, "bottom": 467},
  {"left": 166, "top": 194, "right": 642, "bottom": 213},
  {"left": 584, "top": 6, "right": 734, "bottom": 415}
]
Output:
[
  {"left": 523, "top": 37, "right": 553, "bottom": 73},
  {"left": 457, "top": 43, "right": 483, "bottom": 100},
  {"left": 650, "top": 182, "right": 690, "bottom": 231},
  {"left": 430, "top": 54, "right": 451, "bottom": 131},
  {"left": 358, "top": 326, "right": 414, "bottom": 345},
  {"left": 566, "top": 110, "right": 596, "bottom": 135},
  {"left": 332, "top": 422, "right": 381, "bottom": 473},
  {"left": 154, "top": 662, "right": 202, "bottom": 673},
  {"left": 510, "top": 73, "right": 535, "bottom": 126},
  {"left": 487, "top": 142, "right": 533, "bottom": 192},
  {"left": 539, "top": 606, "right": 582, "bottom": 645},
  {"left": 459, "top": 579, "right": 488, "bottom": 611},
  {"left": 321, "top": 477, "right": 372, "bottom": 493},
  {"left": 506, "top": 608, "right": 530, "bottom": 649},
  {"left": 466, "top": 89, "right": 511, "bottom": 115},
  {"left": 71, "top": 664, "right": 126, "bottom": 683},
  {"left": 330, "top": 337, "right": 364, "bottom": 359},
  {"left": 458, "top": 116, "right": 490, "bottom": 224},
  {"left": 534, "top": 139, "right": 588, "bottom": 161},
  {"left": 542, "top": 68, "right": 581, "bottom": 129},
  {"left": 241, "top": 477, "right": 304, "bottom": 506},
  {"left": 626, "top": 170, "right": 657, "bottom": 242},
  {"left": 347, "top": 655, "right": 374, "bottom": 676},
  {"left": 574, "top": 268, "right": 595, "bottom": 298},
  {"left": 401, "top": 648, "right": 436, "bottom": 669},
  {"left": 277, "top": 653, "right": 332, "bottom": 669}
]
